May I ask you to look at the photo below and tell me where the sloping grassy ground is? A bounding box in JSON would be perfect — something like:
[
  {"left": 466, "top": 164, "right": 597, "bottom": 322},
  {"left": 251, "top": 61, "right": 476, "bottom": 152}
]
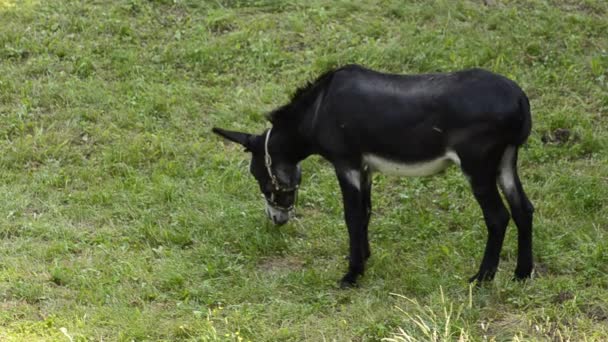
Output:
[{"left": 0, "top": 0, "right": 607, "bottom": 340}]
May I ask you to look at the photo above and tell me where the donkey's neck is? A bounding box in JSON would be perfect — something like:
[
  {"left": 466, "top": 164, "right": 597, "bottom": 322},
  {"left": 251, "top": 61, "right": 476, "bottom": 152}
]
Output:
[
  {"left": 269, "top": 83, "right": 329, "bottom": 163},
  {"left": 270, "top": 123, "right": 316, "bottom": 163}
]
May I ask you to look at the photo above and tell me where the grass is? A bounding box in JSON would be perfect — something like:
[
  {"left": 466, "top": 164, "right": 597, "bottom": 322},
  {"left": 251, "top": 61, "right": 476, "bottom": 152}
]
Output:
[{"left": 0, "top": 0, "right": 607, "bottom": 340}]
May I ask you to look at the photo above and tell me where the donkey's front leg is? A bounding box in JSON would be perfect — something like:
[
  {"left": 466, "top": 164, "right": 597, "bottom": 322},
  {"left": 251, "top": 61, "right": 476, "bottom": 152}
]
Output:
[
  {"left": 361, "top": 168, "right": 373, "bottom": 261},
  {"left": 336, "top": 167, "right": 369, "bottom": 288}
]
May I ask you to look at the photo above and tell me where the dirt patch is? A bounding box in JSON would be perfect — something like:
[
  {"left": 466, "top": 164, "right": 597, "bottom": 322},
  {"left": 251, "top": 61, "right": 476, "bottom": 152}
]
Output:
[
  {"left": 552, "top": 291, "right": 574, "bottom": 304},
  {"left": 553, "top": 1, "right": 607, "bottom": 16},
  {"left": 481, "top": 313, "right": 527, "bottom": 339},
  {"left": 541, "top": 128, "right": 579, "bottom": 145},
  {"left": 533, "top": 262, "right": 550, "bottom": 277},
  {"left": 583, "top": 304, "right": 608, "bottom": 322},
  {"left": 258, "top": 256, "right": 305, "bottom": 273},
  {"left": 0, "top": 299, "right": 28, "bottom": 310}
]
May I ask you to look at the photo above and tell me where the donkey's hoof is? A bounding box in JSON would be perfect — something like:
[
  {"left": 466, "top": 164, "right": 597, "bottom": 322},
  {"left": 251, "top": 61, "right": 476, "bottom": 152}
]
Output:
[
  {"left": 469, "top": 270, "right": 495, "bottom": 284},
  {"left": 513, "top": 267, "right": 533, "bottom": 281},
  {"left": 339, "top": 274, "right": 359, "bottom": 289},
  {"left": 339, "top": 279, "right": 358, "bottom": 289}
]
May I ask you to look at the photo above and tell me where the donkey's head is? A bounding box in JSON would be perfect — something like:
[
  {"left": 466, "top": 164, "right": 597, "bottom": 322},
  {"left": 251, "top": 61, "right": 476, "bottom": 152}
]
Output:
[{"left": 212, "top": 127, "right": 302, "bottom": 226}]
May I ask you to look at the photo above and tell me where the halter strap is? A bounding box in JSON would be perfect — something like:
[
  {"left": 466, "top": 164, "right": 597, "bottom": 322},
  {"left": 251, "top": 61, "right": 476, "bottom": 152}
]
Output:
[
  {"left": 263, "top": 128, "right": 299, "bottom": 212},
  {"left": 264, "top": 128, "right": 281, "bottom": 191}
]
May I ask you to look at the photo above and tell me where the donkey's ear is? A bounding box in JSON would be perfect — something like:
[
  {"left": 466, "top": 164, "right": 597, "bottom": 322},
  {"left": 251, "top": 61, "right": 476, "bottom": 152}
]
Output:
[{"left": 212, "top": 127, "right": 255, "bottom": 152}]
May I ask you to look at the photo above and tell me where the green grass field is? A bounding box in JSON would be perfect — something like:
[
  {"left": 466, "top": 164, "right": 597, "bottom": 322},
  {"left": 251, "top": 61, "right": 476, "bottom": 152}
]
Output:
[{"left": 1, "top": 0, "right": 607, "bottom": 340}]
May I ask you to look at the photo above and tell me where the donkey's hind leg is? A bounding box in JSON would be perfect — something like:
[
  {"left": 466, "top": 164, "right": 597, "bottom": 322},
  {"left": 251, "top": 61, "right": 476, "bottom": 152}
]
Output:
[
  {"left": 498, "top": 146, "right": 534, "bottom": 280},
  {"left": 462, "top": 154, "right": 511, "bottom": 283}
]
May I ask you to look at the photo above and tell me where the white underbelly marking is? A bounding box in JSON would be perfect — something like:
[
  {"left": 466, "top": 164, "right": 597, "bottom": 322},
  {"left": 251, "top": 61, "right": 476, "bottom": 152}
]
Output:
[{"left": 363, "top": 150, "right": 460, "bottom": 177}]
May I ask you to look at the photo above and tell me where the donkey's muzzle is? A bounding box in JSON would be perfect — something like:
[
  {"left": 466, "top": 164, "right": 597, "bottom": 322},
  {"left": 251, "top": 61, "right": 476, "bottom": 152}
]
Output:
[
  {"left": 264, "top": 188, "right": 298, "bottom": 226},
  {"left": 265, "top": 203, "right": 293, "bottom": 226}
]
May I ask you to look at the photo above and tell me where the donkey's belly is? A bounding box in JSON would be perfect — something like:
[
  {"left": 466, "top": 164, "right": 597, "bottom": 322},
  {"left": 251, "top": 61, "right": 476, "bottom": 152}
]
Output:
[{"left": 363, "top": 151, "right": 461, "bottom": 177}]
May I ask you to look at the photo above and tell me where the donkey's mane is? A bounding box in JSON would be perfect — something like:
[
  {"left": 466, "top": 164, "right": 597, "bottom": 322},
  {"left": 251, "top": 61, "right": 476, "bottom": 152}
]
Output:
[{"left": 268, "top": 65, "right": 357, "bottom": 126}]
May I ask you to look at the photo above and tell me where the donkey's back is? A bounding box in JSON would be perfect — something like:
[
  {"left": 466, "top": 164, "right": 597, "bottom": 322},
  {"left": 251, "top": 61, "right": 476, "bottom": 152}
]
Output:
[{"left": 316, "top": 66, "right": 531, "bottom": 163}]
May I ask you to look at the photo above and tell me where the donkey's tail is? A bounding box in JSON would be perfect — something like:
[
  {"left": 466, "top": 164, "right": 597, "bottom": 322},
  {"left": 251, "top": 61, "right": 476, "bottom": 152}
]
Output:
[{"left": 514, "top": 94, "right": 532, "bottom": 146}]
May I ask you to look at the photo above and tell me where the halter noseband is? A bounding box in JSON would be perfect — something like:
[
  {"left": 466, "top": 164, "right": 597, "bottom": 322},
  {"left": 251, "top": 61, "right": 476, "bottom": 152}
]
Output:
[{"left": 264, "top": 128, "right": 298, "bottom": 211}]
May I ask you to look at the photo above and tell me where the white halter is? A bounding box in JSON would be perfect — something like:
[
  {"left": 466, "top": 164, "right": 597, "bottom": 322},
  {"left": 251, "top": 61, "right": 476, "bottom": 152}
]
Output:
[
  {"left": 263, "top": 128, "right": 298, "bottom": 212},
  {"left": 264, "top": 127, "right": 281, "bottom": 191}
]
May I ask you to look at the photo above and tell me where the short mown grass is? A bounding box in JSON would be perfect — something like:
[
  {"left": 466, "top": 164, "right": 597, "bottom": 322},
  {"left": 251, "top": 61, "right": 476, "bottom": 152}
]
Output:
[{"left": 1, "top": 0, "right": 607, "bottom": 340}]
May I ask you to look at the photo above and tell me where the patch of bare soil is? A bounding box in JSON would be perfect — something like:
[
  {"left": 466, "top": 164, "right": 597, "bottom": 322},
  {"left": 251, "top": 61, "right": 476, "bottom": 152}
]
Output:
[
  {"left": 541, "top": 128, "right": 579, "bottom": 145},
  {"left": 583, "top": 304, "right": 608, "bottom": 322},
  {"left": 552, "top": 290, "right": 574, "bottom": 304},
  {"left": 258, "top": 256, "right": 305, "bottom": 273}
]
